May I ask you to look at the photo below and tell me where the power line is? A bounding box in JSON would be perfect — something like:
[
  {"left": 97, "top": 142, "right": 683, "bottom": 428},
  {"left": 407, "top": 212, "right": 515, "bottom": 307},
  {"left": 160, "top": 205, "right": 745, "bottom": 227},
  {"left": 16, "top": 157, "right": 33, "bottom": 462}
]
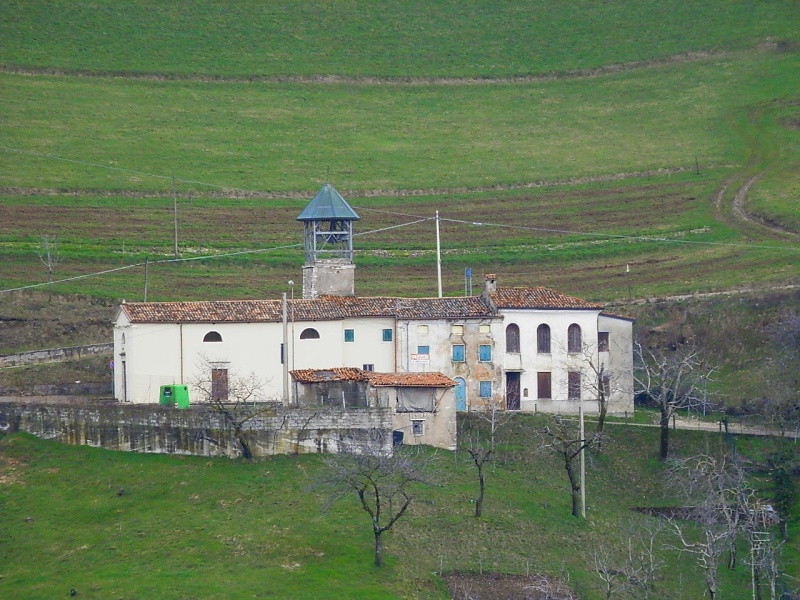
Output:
[{"left": 0, "top": 220, "right": 429, "bottom": 294}]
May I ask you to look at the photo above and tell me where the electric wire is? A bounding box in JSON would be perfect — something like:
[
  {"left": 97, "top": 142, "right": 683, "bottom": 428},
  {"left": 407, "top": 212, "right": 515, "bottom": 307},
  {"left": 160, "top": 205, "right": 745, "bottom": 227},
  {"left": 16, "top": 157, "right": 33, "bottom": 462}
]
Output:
[{"left": 2, "top": 147, "right": 797, "bottom": 296}]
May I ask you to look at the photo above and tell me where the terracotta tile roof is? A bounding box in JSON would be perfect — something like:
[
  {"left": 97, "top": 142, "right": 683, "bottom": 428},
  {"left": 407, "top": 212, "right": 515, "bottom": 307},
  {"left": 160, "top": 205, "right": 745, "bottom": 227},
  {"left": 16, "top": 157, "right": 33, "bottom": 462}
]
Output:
[
  {"left": 368, "top": 372, "right": 456, "bottom": 388},
  {"left": 290, "top": 368, "right": 455, "bottom": 388},
  {"left": 395, "top": 297, "right": 495, "bottom": 320},
  {"left": 120, "top": 286, "right": 599, "bottom": 324},
  {"left": 121, "top": 300, "right": 283, "bottom": 323},
  {"left": 489, "top": 287, "right": 603, "bottom": 310},
  {"left": 290, "top": 367, "right": 367, "bottom": 383},
  {"left": 296, "top": 295, "right": 397, "bottom": 319},
  {"left": 121, "top": 296, "right": 398, "bottom": 324}
]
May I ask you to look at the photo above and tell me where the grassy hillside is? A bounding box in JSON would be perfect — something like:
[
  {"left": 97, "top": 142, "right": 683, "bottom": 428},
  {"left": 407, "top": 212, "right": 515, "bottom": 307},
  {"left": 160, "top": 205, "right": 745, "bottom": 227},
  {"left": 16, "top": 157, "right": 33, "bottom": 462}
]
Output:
[
  {"left": 2, "top": 1, "right": 799, "bottom": 78},
  {"left": 0, "top": 418, "right": 796, "bottom": 599},
  {"left": 2, "top": 50, "right": 798, "bottom": 192},
  {"left": 1, "top": 1, "right": 798, "bottom": 304}
]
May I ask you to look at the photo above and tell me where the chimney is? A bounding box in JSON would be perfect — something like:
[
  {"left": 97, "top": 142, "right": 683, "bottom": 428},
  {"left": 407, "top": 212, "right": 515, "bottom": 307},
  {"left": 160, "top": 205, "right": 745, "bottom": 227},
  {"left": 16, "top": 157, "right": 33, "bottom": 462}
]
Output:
[{"left": 484, "top": 273, "right": 497, "bottom": 294}]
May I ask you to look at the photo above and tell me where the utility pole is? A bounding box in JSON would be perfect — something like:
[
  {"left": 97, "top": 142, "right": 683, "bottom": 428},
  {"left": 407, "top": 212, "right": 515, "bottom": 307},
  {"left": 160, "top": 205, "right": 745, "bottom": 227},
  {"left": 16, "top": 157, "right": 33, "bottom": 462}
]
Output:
[
  {"left": 580, "top": 404, "right": 586, "bottom": 518},
  {"left": 172, "top": 173, "right": 179, "bottom": 258},
  {"left": 435, "top": 211, "right": 442, "bottom": 298},
  {"left": 282, "top": 292, "right": 289, "bottom": 405},
  {"left": 143, "top": 258, "right": 149, "bottom": 302}
]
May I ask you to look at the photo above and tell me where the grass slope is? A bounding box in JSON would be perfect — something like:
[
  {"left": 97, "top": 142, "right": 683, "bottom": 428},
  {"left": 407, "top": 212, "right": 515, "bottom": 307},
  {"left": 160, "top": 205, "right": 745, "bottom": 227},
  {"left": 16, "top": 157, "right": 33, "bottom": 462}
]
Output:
[
  {"left": 2, "top": 1, "right": 799, "bottom": 77},
  {"left": 0, "top": 419, "right": 796, "bottom": 599},
  {"left": 2, "top": 51, "right": 798, "bottom": 192}
]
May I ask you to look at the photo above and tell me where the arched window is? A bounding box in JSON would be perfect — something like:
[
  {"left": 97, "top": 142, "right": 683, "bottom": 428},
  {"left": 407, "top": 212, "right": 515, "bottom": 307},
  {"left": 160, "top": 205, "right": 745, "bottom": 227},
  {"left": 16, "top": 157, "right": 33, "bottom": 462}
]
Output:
[
  {"left": 537, "top": 324, "right": 551, "bottom": 354},
  {"left": 203, "top": 331, "right": 222, "bottom": 342},
  {"left": 505, "top": 323, "right": 520, "bottom": 353},
  {"left": 300, "top": 328, "right": 320, "bottom": 339},
  {"left": 568, "top": 324, "right": 582, "bottom": 353}
]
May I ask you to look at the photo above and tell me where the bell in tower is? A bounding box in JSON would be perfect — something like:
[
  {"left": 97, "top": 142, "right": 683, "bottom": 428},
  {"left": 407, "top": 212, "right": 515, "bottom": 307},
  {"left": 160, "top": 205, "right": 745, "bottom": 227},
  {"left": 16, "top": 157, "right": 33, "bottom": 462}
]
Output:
[{"left": 296, "top": 183, "right": 360, "bottom": 299}]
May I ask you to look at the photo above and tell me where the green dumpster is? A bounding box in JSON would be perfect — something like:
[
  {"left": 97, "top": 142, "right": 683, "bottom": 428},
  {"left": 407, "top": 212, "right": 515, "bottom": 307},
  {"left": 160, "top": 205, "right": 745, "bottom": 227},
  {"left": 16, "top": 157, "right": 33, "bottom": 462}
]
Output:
[{"left": 159, "top": 385, "right": 190, "bottom": 409}]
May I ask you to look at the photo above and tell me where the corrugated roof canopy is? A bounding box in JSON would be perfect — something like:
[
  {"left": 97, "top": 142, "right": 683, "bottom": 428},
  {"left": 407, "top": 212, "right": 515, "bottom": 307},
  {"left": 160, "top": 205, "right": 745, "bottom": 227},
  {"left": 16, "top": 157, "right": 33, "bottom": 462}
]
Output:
[{"left": 296, "top": 183, "right": 360, "bottom": 221}]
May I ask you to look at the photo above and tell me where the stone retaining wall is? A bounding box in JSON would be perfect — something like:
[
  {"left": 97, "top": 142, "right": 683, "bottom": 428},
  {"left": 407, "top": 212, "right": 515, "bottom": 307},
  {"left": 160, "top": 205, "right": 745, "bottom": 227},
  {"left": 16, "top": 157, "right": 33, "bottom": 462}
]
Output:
[
  {"left": 0, "top": 343, "right": 113, "bottom": 367},
  {"left": 0, "top": 401, "right": 392, "bottom": 458}
]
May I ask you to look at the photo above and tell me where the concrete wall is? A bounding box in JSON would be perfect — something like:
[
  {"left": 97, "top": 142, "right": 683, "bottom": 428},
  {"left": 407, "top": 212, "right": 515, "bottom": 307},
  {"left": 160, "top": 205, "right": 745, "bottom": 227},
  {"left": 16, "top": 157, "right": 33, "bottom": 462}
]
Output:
[
  {"left": 115, "top": 315, "right": 396, "bottom": 404},
  {"left": 597, "top": 314, "right": 635, "bottom": 415},
  {"left": 498, "top": 308, "right": 603, "bottom": 415},
  {"left": 398, "top": 318, "right": 502, "bottom": 412},
  {"left": 0, "top": 401, "right": 393, "bottom": 458},
  {"left": 384, "top": 386, "right": 457, "bottom": 450}
]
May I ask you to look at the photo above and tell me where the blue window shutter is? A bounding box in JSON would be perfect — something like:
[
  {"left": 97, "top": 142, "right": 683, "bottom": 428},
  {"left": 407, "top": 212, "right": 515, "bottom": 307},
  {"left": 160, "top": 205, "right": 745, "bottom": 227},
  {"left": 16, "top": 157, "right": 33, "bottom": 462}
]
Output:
[
  {"left": 479, "top": 345, "right": 492, "bottom": 361},
  {"left": 452, "top": 344, "right": 465, "bottom": 361},
  {"left": 344, "top": 329, "right": 355, "bottom": 342}
]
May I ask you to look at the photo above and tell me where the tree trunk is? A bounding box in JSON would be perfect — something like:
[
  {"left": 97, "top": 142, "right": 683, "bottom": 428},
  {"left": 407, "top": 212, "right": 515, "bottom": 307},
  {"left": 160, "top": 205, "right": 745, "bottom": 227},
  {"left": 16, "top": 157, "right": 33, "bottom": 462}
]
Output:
[
  {"left": 475, "top": 463, "right": 485, "bottom": 518},
  {"left": 659, "top": 410, "right": 670, "bottom": 460},
  {"left": 235, "top": 426, "right": 253, "bottom": 459},
  {"left": 728, "top": 540, "right": 737, "bottom": 570},
  {"left": 374, "top": 531, "right": 383, "bottom": 567},
  {"left": 565, "top": 458, "right": 580, "bottom": 518}
]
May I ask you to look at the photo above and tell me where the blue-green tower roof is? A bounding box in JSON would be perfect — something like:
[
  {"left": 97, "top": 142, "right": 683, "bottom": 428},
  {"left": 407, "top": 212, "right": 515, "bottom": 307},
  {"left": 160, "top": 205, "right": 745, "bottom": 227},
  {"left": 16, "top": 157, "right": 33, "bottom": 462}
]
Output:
[{"left": 296, "top": 183, "right": 360, "bottom": 221}]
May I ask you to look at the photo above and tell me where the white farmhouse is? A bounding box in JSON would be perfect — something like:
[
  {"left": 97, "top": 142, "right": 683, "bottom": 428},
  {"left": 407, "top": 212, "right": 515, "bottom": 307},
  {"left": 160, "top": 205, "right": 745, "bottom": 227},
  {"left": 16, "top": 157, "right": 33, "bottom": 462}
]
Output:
[{"left": 113, "top": 185, "right": 634, "bottom": 449}]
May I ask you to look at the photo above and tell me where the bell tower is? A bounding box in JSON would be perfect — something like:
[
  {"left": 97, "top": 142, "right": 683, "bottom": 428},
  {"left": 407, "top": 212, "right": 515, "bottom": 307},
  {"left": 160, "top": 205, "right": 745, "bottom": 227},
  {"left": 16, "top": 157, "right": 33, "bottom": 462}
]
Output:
[{"left": 296, "top": 183, "right": 360, "bottom": 299}]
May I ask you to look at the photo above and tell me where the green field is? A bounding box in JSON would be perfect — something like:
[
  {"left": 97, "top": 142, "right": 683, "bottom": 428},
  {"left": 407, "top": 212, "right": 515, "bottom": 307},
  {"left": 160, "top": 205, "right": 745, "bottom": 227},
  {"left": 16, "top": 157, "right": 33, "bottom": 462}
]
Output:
[
  {"left": 1, "top": 1, "right": 798, "bottom": 303},
  {"left": 0, "top": 4, "right": 798, "bottom": 597},
  {"left": 1, "top": 419, "right": 796, "bottom": 599}
]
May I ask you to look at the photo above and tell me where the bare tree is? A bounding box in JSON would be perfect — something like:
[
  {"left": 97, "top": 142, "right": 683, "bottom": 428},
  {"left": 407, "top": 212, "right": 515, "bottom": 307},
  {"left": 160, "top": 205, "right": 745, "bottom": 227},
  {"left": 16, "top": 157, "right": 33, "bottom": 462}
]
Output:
[
  {"left": 761, "top": 312, "right": 800, "bottom": 436},
  {"left": 767, "top": 442, "right": 797, "bottom": 542},
  {"left": 591, "top": 543, "right": 624, "bottom": 599},
  {"left": 460, "top": 398, "right": 513, "bottom": 517},
  {"left": 571, "top": 341, "right": 626, "bottom": 444},
  {"left": 538, "top": 415, "right": 599, "bottom": 517},
  {"left": 191, "top": 360, "right": 273, "bottom": 459},
  {"left": 634, "top": 342, "right": 715, "bottom": 460},
  {"left": 37, "top": 235, "right": 61, "bottom": 285},
  {"left": 591, "top": 518, "right": 664, "bottom": 600},
  {"left": 316, "top": 432, "right": 433, "bottom": 566},
  {"left": 665, "top": 452, "right": 761, "bottom": 600}
]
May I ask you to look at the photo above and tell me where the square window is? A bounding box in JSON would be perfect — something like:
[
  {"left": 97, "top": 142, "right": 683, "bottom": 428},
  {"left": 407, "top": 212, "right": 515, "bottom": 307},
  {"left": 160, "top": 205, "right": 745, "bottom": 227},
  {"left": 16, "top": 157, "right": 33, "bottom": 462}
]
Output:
[
  {"left": 417, "top": 345, "right": 430, "bottom": 355},
  {"left": 479, "top": 344, "right": 492, "bottom": 362},
  {"left": 598, "top": 332, "right": 610, "bottom": 352},
  {"left": 344, "top": 329, "right": 355, "bottom": 343},
  {"left": 417, "top": 324, "right": 429, "bottom": 335},
  {"left": 363, "top": 364, "right": 375, "bottom": 372},
  {"left": 479, "top": 381, "right": 492, "bottom": 398},
  {"left": 479, "top": 324, "right": 491, "bottom": 334},
  {"left": 411, "top": 420, "right": 425, "bottom": 436},
  {"left": 382, "top": 328, "right": 393, "bottom": 342},
  {"left": 451, "top": 324, "right": 464, "bottom": 335},
  {"left": 452, "top": 344, "right": 465, "bottom": 362}
]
